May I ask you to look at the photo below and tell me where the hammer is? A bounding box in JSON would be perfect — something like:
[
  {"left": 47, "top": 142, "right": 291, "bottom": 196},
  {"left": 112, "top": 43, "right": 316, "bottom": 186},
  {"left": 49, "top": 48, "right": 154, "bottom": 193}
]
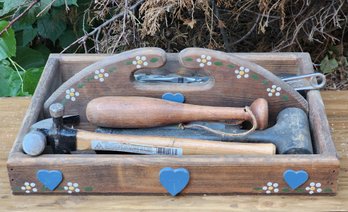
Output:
[
  {"left": 86, "top": 96, "right": 269, "bottom": 129},
  {"left": 22, "top": 103, "right": 276, "bottom": 156},
  {"left": 96, "top": 108, "right": 313, "bottom": 154}
]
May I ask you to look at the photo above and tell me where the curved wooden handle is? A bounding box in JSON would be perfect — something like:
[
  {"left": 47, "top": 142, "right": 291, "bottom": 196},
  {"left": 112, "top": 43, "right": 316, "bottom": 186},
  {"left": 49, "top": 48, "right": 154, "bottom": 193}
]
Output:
[
  {"left": 76, "top": 130, "right": 276, "bottom": 155},
  {"left": 86, "top": 96, "right": 268, "bottom": 129}
]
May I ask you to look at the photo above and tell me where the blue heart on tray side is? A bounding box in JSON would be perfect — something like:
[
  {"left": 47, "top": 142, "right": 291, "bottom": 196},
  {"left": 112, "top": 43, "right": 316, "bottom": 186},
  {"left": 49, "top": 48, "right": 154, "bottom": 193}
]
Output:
[
  {"left": 283, "top": 169, "right": 309, "bottom": 190},
  {"left": 159, "top": 167, "right": 190, "bottom": 196},
  {"left": 162, "top": 93, "right": 185, "bottom": 103},
  {"left": 37, "top": 170, "right": 63, "bottom": 191}
]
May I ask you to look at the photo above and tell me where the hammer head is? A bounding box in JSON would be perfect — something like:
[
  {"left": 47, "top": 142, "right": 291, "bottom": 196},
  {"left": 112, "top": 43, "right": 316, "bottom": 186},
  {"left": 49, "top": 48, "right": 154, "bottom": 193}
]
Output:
[
  {"left": 246, "top": 107, "right": 313, "bottom": 154},
  {"left": 22, "top": 103, "right": 80, "bottom": 156}
]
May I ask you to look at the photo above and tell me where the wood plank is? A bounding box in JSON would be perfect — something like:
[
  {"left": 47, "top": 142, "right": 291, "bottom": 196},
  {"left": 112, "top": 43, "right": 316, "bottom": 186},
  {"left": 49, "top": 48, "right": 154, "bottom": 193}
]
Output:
[{"left": 1, "top": 91, "right": 348, "bottom": 210}]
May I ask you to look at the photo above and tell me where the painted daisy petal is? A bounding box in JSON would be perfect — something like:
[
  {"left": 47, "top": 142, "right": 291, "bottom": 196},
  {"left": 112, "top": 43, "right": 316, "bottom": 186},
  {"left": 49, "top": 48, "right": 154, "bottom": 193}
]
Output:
[
  {"left": 267, "top": 88, "right": 271, "bottom": 92},
  {"left": 25, "top": 190, "right": 30, "bottom": 193},
  {"left": 240, "top": 67, "right": 245, "bottom": 71},
  {"left": 100, "top": 69, "right": 104, "bottom": 73},
  {"left": 141, "top": 56, "right": 146, "bottom": 61},
  {"left": 244, "top": 74, "right": 249, "bottom": 78},
  {"left": 206, "top": 56, "right": 211, "bottom": 60},
  {"left": 196, "top": 58, "right": 201, "bottom": 62},
  {"left": 237, "top": 75, "right": 241, "bottom": 79},
  {"left": 95, "top": 70, "right": 99, "bottom": 74},
  {"left": 30, "top": 183, "right": 35, "bottom": 187},
  {"left": 317, "top": 188, "right": 322, "bottom": 192},
  {"left": 94, "top": 75, "right": 99, "bottom": 79},
  {"left": 68, "top": 182, "right": 72, "bottom": 186},
  {"left": 71, "top": 97, "right": 76, "bottom": 101},
  {"left": 21, "top": 186, "right": 26, "bottom": 190},
  {"left": 207, "top": 61, "right": 212, "bottom": 66},
  {"left": 235, "top": 70, "right": 239, "bottom": 74},
  {"left": 262, "top": 186, "right": 267, "bottom": 190},
  {"left": 267, "top": 182, "right": 272, "bottom": 186},
  {"left": 276, "top": 87, "right": 281, "bottom": 91},
  {"left": 73, "top": 183, "right": 79, "bottom": 187},
  {"left": 275, "top": 92, "right": 280, "bottom": 96},
  {"left": 309, "top": 191, "right": 314, "bottom": 194},
  {"left": 25, "top": 182, "right": 29, "bottom": 186},
  {"left": 75, "top": 92, "right": 79, "bottom": 96},
  {"left": 266, "top": 190, "right": 271, "bottom": 194},
  {"left": 273, "top": 183, "right": 278, "bottom": 187},
  {"left": 274, "top": 188, "right": 279, "bottom": 192},
  {"left": 268, "top": 93, "right": 273, "bottom": 97},
  {"left": 199, "top": 63, "right": 204, "bottom": 67},
  {"left": 271, "top": 85, "right": 276, "bottom": 89},
  {"left": 68, "top": 190, "right": 72, "bottom": 194},
  {"left": 201, "top": 55, "right": 206, "bottom": 59},
  {"left": 310, "top": 182, "right": 315, "bottom": 187},
  {"left": 70, "top": 88, "right": 75, "bottom": 92},
  {"left": 136, "top": 65, "right": 141, "bottom": 69},
  {"left": 65, "top": 95, "right": 70, "bottom": 99},
  {"left": 75, "top": 188, "right": 80, "bottom": 192},
  {"left": 33, "top": 188, "right": 37, "bottom": 192},
  {"left": 245, "top": 68, "right": 250, "bottom": 72},
  {"left": 132, "top": 61, "right": 137, "bottom": 65},
  {"left": 104, "top": 73, "right": 109, "bottom": 77},
  {"left": 143, "top": 62, "right": 148, "bottom": 66},
  {"left": 66, "top": 90, "right": 70, "bottom": 94},
  {"left": 316, "top": 183, "right": 321, "bottom": 187},
  {"left": 136, "top": 56, "right": 140, "bottom": 60},
  {"left": 100, "top": 78, "right": 104, "bottom": 82}
]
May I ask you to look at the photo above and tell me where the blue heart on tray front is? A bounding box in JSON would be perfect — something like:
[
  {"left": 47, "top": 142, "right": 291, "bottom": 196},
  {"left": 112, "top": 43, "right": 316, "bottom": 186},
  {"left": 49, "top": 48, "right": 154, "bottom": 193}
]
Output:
[
  {"left": 283, "top": 169, "right": 309, "bottom": 190},
  {"left": 159, "top": 167, "right": 190, "bottom": 196},
  {"left": 162, "top": 93, "right": 185, "bottom": 103},
  {"left": 37, "top": 170, "right": 63, "bottom": 191}
]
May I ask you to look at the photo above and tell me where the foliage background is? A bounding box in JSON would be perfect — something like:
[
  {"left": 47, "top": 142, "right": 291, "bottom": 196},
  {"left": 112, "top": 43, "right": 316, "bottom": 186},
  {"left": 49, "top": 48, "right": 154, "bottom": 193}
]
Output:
[{"left": 0, "top": 0, "right": 347, "bottom": 96}]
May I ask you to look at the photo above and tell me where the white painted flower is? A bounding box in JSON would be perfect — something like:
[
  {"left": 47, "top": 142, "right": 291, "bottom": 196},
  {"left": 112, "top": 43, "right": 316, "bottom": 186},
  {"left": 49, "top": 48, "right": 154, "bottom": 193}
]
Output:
[
  {"left": 234, "top": 66, "right": 250, "bottom": 79},
  {"left": 266, "top": 85, "right": 281, "bottom": 97},
  {"left": 21, "top": 182, "right": 37, "bottom": 193},
  {"left": 305, "top": 182, "right": 322, "bottom": 194},
  {"left": 132, "top": 56, "right": 148, "bottom": 69},
  {"left": 64, "top": 182, "right": 80, "bottom": 194},
  {"left": 196, "top": 55, "right": 212, "bottom": 67},
  {"left": 262, "top": 182, "right": 279, "bottom": 194},
  {"left": 94, "top": 69, "right": 109, "bottom": 82},
  {"left": 65, "top": 88, "right": 79, "bottom": 102}
]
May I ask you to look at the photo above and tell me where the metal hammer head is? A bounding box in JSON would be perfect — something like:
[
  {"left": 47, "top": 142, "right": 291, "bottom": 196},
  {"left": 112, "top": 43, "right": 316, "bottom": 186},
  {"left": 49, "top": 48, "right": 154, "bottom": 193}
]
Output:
[
  {"left": 245, "top": 107, "right": 313, "bottom": 154},
  {"left": 22, "top": 103, "right": 79, "bottom": 156}
]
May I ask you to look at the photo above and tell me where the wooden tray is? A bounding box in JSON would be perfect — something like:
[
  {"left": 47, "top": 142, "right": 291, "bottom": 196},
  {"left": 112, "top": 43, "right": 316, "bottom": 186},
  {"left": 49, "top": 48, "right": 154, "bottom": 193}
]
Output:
[{"left": 7, "top": 52, "right": 339, "bottom": 195}]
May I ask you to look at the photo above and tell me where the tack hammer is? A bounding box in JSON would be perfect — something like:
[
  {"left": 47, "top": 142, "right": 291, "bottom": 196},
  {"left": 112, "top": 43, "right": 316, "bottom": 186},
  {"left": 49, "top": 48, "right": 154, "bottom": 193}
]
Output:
[
  {"left": 86, "top": 96, "right": 269, "bottom": 129},
  {"left": 22, "top": 103, "right": 275, "bottom": 156}
]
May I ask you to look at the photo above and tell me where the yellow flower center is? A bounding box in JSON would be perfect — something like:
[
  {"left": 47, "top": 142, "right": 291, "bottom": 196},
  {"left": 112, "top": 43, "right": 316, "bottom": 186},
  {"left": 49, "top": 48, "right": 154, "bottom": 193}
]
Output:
[
  {"left": 70, "top": 92, "right": 75, "bottom": 97},
  {"left": 69, "top": 186, "right": 75, "bottom": 191},
  {"left": 98, "top": 73, "right": 103, "bottom": 78},
  {"left": 26, "top": 186, "right": 31, "bottom": 190},
  {"left": 271, "top": 89, "right": 275, "bottom": 93},
  {"left": 202, "top": 59, "right": 207, "bottom": 63},
  {"left": 137, "top": 60, "right": 143, "bottom": 64},
  {"left": 268, "top": 186, "right": 273, "bottom": 190},
  {"left": 239, "top": 71, "right": 245, "bottom": 75},
  {"left": 310, "top": 186, "right": 315, "bottom": 191}
]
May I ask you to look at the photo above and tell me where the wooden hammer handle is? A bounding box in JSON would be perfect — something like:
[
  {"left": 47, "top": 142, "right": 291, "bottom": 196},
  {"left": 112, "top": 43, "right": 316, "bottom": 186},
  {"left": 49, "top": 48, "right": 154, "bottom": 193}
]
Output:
[
  {"left": 86, "top": 96, "right": 268, "bottom": 129},
  {"left": 76, "top": 130, "right": 275, "bottom": 155}
]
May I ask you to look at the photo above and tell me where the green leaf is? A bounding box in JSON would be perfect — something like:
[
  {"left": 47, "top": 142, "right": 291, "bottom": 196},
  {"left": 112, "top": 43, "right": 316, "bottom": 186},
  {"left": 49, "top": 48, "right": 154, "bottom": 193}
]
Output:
[
  {"left": 0, "top": 20, "right": 16, "bottom": 60},
  {"left": 15, "top": 47, "right": 45, "bottom": 69},
  {"left": 58, "top": 30, "right": 77, "bottom": 48},
  {"left": 22, "top": 67, "right": 43, "bottom": 95},
  {"left": 184, "top": 57, "right": 193, "bottom": 62},
  {"left": 251, "top": 74, "right": 259, "bottom": 80},
  {"left": 37, "top": 10, "right": 67, "bottom": 42},
  {"left": 16, "top": 27, "right": 38, "bottom": 47},
  {"left": 227, "top": 64, "right": 235, "bottom": 69},
  {"left": 214, "top": 61, "right": 223, "bottom": 66},
  {"left": 12, "top": 9, "right": 37, "bottom": 32},
  {"left": 320, "top": 55, "right": 339, "bottom": 74},
  {"left": 33, "top": 44, "right": 50, "bottom": 61},
  {"left": 0, "top": 1, "right": 24, "bottom": 16},
  {"left": 0, "top": 64, "right": 21, "bottom": 96},
  {"left": 150, "top": 57, "right": 159, "bottom": 63},
  {"left": 53, "top": 0, "right": 78, "bottom": 7}
]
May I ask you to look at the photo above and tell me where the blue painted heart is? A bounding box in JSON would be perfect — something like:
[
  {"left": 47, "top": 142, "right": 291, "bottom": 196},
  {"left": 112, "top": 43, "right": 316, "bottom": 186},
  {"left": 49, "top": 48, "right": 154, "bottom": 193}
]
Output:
[
  {"left": 159, "top": 167, "right": 190, "bottom": 196},
  {"left": 283, "top": 169, "right": 309, "bottom": 190},
  {"left": 162, "top": 93, "right": 185, "bottom": 103},
  {"left": 37, "top": 170, "right": 63, "bottom": 191}
]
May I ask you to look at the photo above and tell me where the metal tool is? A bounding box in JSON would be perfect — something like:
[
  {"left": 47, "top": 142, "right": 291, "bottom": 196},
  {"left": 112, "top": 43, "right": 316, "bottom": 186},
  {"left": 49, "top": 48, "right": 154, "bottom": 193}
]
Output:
[{"left": 135, "top": 73, "right": 326, "bottom": 91}]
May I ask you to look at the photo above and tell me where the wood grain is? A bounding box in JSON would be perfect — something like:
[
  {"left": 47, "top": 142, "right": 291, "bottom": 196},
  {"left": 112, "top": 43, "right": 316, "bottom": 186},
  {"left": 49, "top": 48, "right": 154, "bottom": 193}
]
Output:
[
  {"left": 1, "top": 93, "right": 348, "bottom": 210},
  {"left": 43, "top": 50, "right": 309, "bottom": 124}
]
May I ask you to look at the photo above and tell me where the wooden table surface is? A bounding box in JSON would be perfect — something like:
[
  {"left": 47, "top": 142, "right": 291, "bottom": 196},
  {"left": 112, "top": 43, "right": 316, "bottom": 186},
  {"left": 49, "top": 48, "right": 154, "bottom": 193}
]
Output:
[{"left": 1, "top": 91, "right": 348, "bottom": 211}]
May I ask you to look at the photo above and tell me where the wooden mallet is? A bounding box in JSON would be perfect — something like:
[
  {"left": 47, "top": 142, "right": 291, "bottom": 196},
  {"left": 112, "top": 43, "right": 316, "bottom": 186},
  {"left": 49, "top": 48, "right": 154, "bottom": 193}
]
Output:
[{"left": 86, "top": 96, "right": 269, "bottom": 129}]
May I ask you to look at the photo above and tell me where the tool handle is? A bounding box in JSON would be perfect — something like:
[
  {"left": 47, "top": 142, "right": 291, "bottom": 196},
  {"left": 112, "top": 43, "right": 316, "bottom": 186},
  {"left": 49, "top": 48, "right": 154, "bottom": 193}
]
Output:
[
  {"left": 86, "top": 96, "right": 268, "bottom": 129},
  {"left": 76, "top": 130, "right": 275, "bottom": 155}
]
